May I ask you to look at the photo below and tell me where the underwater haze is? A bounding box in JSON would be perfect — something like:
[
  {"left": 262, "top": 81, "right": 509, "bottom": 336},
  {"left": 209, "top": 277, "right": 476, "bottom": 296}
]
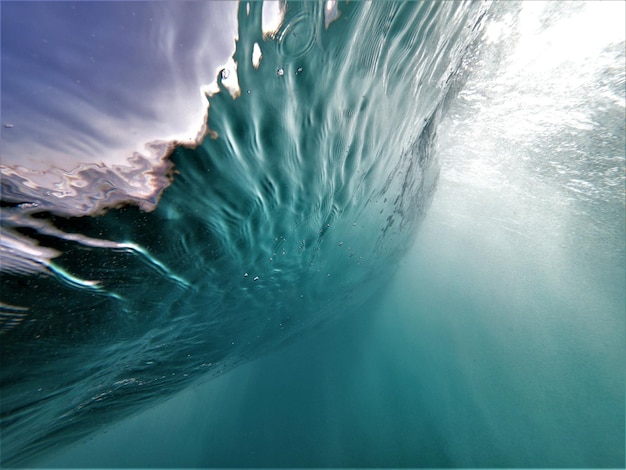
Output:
[{"left": 1, "top": 1, "right": 625, "bottom": 468}]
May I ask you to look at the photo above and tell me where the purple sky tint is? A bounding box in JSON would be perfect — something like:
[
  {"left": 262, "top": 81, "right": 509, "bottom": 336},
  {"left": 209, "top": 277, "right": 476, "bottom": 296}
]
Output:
[{"left": 1, "top": 1, "right": 238, "bottom": 171}]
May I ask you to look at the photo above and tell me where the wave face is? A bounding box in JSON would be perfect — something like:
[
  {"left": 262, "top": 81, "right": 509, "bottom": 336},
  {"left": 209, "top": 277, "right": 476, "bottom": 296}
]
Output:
[{"left": 0, "top": 1, "right": 487, "bottom": 465}]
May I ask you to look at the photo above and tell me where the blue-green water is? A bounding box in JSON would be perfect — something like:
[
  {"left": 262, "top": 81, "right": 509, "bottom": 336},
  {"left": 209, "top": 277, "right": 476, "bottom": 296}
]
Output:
[{"left": 2, "top": 1, "right": 625, "bottom": 467}]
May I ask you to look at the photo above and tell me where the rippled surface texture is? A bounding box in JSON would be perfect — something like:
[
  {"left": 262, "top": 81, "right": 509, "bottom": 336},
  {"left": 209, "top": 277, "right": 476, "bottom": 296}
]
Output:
[{"left": 1, "top": 2, "right": 488, "bottom": 465}]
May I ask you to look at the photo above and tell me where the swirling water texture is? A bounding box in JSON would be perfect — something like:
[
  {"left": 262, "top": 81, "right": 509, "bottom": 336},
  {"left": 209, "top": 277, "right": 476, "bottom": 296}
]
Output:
[{"left": 0, "top": 2, "right": 487, "bottom": 465}]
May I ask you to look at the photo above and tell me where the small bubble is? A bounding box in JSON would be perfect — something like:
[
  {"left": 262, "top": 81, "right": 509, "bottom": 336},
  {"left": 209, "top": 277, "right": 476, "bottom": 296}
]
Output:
[
  {"left": 220, "top": 68, "right": 230, "bottom": 79},
  {"left": 338, "top": 242, "right": 343, "bottom": 246},
  {"left": 277, "top": 67, "right": 284, "bottom": 76},
  {"left": 3, "top": 123, "right": 14, "bottom": 129},
  {"left": 253, "top": 276, "right": 259, "bottom": 281},
  {"left": 296, "top": 66, "right": 303, "bottom": 74},
  {"left": 352, "top": 222, "right": 356, "bottom": 226},
  {"left": 244, "top": 273, "right": 249, "bottom": 277}
]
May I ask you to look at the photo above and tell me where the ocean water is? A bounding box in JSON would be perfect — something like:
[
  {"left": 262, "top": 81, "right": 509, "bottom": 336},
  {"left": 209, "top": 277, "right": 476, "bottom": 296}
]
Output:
[{"left": 1, "top": 1, "right": 625, "bottom": 468}]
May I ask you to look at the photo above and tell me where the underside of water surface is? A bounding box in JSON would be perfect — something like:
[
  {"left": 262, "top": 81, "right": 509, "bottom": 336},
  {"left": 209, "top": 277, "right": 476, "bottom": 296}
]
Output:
[
  {"left": 1, "top": 2, "right": 489, "bottom": 465},
  {"left": 1, "top": 1, "right": 625, "bottom": 467}
]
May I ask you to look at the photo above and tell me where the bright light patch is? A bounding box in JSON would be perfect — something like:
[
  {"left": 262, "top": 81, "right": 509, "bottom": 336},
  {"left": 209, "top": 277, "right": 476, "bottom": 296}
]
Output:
[
  {"left": 324, "top": 1, "right": 340, "bottom": 29},
  {"left": 252, "top": 42, "right": 262, "bottom": 68},
  {"left": 262, "top": 1, "right": 284, "bottom": 35}
]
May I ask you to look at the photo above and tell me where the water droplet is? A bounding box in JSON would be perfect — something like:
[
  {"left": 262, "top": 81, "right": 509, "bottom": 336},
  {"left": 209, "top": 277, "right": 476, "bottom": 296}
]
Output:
[
  {"left": 220, "top": 68, "right": 230, "bottom": 79},
  {"left": 253, "top": 276, "right": 259, "bottom": 281},
  {"left": 277, "top": 67, "right": 284, "bottom": 76},
  {"left": 296, "top": 66, "right": 303, "bottom": 74},
  {"left": 243, "top": 273, "right": 249, "bottom": 277}
]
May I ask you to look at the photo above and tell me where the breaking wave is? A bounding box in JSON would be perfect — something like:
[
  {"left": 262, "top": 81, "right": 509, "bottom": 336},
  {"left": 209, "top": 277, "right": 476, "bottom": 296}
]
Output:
[{"left": 0, "top": 1, "right": 487, "bottom": 465}]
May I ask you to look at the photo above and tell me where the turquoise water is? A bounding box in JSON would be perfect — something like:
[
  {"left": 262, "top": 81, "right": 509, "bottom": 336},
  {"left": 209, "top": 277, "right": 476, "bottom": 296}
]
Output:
[{"left": 2, "top": 1, "right": 625, "bottom": 467}]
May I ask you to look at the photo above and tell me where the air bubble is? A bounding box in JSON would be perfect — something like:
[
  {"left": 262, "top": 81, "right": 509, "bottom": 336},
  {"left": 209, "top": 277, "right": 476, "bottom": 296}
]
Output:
[
  {"left": 277, "top": 67, "right": 284, "bottom": 76},
  {"left": 278, "top": 13, "right": 317, "bottom": 60}
]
